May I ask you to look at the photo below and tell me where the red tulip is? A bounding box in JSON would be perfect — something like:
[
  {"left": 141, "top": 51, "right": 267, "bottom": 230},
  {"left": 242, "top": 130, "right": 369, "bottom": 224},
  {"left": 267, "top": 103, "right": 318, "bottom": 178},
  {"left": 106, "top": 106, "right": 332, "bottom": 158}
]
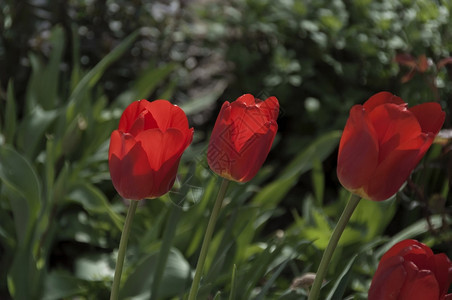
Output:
[
  {"left": 368, "top": 239, "right": 452, "bottom": 300},
  {"left": 207, "top": 94, "right": 279, "bottom": 182},
  {"left": 109, "top": 99, "right": 193, "bottom": 200},
  {"left": 337, "top": 92, "right": 445, "bottom": 201}
]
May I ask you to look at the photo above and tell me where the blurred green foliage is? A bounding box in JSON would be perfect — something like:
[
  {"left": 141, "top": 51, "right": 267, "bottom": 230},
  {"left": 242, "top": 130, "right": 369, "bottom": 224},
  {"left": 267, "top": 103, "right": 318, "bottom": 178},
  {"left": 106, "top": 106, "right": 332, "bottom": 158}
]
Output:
[{"left": 0, "top": 0, "right": 451, "bottom": 299}]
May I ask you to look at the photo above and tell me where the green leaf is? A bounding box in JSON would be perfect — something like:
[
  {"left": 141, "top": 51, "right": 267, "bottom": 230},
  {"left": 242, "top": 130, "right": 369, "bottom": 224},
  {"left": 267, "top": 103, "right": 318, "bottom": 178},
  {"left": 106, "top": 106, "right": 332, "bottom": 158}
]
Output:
[
  {"left": 74, "top": 253, "right": 114, "bottom": 280},
  {"left": 252, "top": 131, "right": 341, "bottom": 212},
  {"left": 229, "top": 264, "right": 238, "bottom": 300},
  {"left": 0, "top": 207, "right": 15, "bottom": 249},
  {"left": 70, "top": 24, "right": 81, "bottom": 91},
  {"left": 150, "top": 204, "right": 183, "bottom": 300},
  {"left": 180, "top": 80, "right": 228, "bottom": 115},
  {"left": 0, "top": 145, "right": 41, "bottom": 245},
  {"left": 184, "top": 177, "right": 217, "bottom": 257},
  {"left": 16, "top": 106, "right": 58, "bottom": 159},
  {"left": 301, "top": 209, "right": 334, "bottom": 249},
  {"left": 7, "top": 244, "right": 41, "bottom": 300},
  {"left": 376, "top": 215, "right": 444, "bottom": 258},
  {"left": 67, "top": 30, "right": 140, "bottom": 122},
  {"left": 114, "top": 62, "right": 177, "bottom": 108},
  {"left": 66, "top": 183, "right": 123, "bottom": 230},
  {"left": 4, "top": 80, "right": 17, "bottom": 144},
  {"left": 254, "top": 258, "right": 290, "bottom": 300},
  {"left": 349, "top": 198, "right": 396, "bottom": 242},
  {"left": 252, "top": 174, "right": 298, "bottom": 211},
  {"left": 312, "top": 158, "right": 324, "bottom": 206},
  {"left": 25, "top": 26, "right": 65, "bottom": 112},
  {"left": 43, "top": 271, "right": 89, "bottom": 300},
  {"left": 326, "top": 254, "right": 358, "bottom": 300},
  {"left": 1, "top": 147, "right": 45, "bottom": 300},
  {"left": 120, "top": 248, "right": 191, "bottom": 299},
  {"left": 281, "top": 130, "right": 341, "bottom": 180},
  {"left": 238, "top": 241, "right": 285, "bottom": 298}
]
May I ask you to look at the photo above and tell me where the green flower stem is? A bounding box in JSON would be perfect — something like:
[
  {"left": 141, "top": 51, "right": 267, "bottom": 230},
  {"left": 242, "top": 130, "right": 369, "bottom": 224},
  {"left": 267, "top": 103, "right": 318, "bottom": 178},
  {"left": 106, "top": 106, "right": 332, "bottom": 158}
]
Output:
[
  {"left": 308, "top": 193, "right": 361, "bottom": 300},
  {"left": 150, "top": 204, "right": 182, "bottom": 300},
  {"left": 187, "top": 178, "right": 230, "bottom": 300},
  {"left": 110, "top": 200, "right": 139, "bottom": 300}
]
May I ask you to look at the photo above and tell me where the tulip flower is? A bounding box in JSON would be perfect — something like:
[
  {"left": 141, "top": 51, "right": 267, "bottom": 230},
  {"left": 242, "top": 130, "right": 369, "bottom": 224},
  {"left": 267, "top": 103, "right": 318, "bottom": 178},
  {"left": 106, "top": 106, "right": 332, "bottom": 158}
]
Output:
[
  {"left": 188, "top": 94, "right": 278, "bottom": 300},
  {"left": 369, "top": 239, "right": 452, "bottom": 300},
  {"left": 109, "top": 99, "right": 193, "bottom": 300},
  {"left": 109, "top": 99, "right": 193, "bottom": 200},
  {"left": 207, "top": 94, "right": 279, "bottom": 182},
  {"left": 309, "top": 92, "right": 445, "bottom": 300},
  {"left": 337, "top": 92, "right": 445, "bottom": 201}
]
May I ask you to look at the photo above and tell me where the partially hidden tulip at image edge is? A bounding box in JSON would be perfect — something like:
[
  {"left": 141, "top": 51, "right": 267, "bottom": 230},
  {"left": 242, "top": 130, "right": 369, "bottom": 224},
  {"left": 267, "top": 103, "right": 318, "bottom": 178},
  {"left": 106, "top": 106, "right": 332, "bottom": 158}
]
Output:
[
  {"left": 207, "top": 94, "right": 279, "bottom": 182},
  {"left": 108, "top": 99, "right": 193, "bottom": 200},
  {"left": 368, "top": 239, "right": 452, "bottom": 300},
  {"left": 337, "top": 91, "right": 445, "bottom": 201}
]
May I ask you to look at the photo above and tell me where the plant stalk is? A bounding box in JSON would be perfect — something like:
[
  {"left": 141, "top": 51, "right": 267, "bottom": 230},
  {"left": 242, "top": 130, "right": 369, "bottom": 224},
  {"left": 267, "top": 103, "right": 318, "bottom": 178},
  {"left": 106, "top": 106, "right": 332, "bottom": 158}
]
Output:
[
  {"left": 187, "top": 178, "right": 230, "bottom": 300},
  {"left": 308, "top": 193, "right": 361, "bottom": 300},
  {"left": 110, "top": 200, "right": 139, "bottom": 300}
]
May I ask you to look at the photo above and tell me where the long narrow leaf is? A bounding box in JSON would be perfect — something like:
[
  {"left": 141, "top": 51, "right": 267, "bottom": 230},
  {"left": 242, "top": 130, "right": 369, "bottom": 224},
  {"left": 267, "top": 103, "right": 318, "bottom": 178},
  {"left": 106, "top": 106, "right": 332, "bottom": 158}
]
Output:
[
  {"left": 254, "top": 259, "right": 290, "bottom": 300},
  {"left": 5, "top": 80, "right": 16, "bottom": 144},
  {"left": 0, "top": 145, "right": 41, "bottom": 245},
  {"left": 66, "top": 30, "right": 139, "bottom": 122},
  {"left": 25, "top": 26, "right": 65, "bottom": 112},
  {"left": 229, "top": 264, "right": 238, "bottom": 300},
  {"left": 325, "top": 254, "right": 358, "bottom": 300},
  {"left": 375, "top": 215, "right": 443, "bottom": 257}
]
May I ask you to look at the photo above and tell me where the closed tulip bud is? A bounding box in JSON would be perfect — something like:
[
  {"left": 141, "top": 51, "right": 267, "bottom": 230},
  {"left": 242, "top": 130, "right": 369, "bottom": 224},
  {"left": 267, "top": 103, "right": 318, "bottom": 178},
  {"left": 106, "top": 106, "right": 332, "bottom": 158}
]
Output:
[
  {"left": 109, "top": 99, "right": 193, "bottom": 200},
  {"left": 207, "top": 94, "right": 279, "bottom": 182}
]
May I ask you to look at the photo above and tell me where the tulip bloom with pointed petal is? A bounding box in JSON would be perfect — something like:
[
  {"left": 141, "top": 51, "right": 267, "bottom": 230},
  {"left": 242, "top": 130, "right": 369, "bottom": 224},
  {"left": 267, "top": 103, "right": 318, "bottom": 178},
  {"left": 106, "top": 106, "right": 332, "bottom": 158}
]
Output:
[
  {"left": 207, "top": 94, "right": 279, "bottom": 182},
  {"left": 337, "top": 92, "right": 445, "bottom": 201},
  {"left": 369, "top": 239, "right": 452, "bottom": 300},
  {"left": 109, "top": 99, "right": 193, "bottom": 200}
]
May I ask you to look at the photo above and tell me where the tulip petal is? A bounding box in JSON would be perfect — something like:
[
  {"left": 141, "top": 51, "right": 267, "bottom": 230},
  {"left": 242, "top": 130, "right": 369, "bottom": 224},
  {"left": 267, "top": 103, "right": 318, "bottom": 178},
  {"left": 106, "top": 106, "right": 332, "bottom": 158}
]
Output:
[
  {"left": 207, "top": 102, "right": 235, "bottom": 178},
  {"left": 109, "top": 138, "right": 154, "bottom": 200},
  {"left": 429, "top": 254, "right": 452, "bottom": 297},
  {"left": 236, "top": 94, "right": 257, "bottom": 105},
  {"left": 381, "top": 240, "right": 428, "bottom": 263},
  {"left": 110, "top": 99, "right": 192, "bottom": 199},
  {"left": 207, "top": 95, "right": 279, "bottom": 182},
  {"left": 135, "top": 128, "right": 186, "bottom": 171},
  {"left": 225, "top": 109, "right": 264, "bottom": 152},
  {"left": 128, "top": 110, "right": 159, "bottom": 136},
  {"left": 147, "top": 100, "right": 191, "bottom": 133},
  {"left": 109, "top": 130, "right": 136, "bottom": 160},
  {"left": 364, "top": 146, "right": 419, "bottom": 201},
  {"left": 337, "top": 105, "right": 379, "bottom": 191},
  {"left": 363, "top": 91, "right": 405, "bottom": 112},
  {"left": 368, "top": 255, "right": 406, "bottom": 300},
  {"left": 257, "top": 96, "right": 280, "bottom": 120},
  {"left": 370, "top": 240, "right": 452, "bottom": 300},
  {"left": 409, "top": 102, "right": 446, "bottom": 135},
  {"left": 399, "top": 267, "right": 439, "bottom": 300},
  {"left": 150, "top": 156, "right": 183, "bottom": 198},
  {"left": 231, "top": 121, "right": 278, "bottom": 182},
  {"left": 367, "top": 103, "right": 422, "bottom": 163},
  {"left": 118, "top": 100, "right": 158, "bottom": 133},
  {"left": 235, "top": 94, "right": 279, "bottom": 121}
]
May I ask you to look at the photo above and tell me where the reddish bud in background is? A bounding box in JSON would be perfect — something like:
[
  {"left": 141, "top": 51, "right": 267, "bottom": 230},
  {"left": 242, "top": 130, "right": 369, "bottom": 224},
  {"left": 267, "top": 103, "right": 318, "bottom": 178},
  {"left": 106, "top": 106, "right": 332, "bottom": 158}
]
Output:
[
  {"left": 109, "top": 99, "right": 193, "bottom": 200},
  {"left": 395, "top": 53, "right": 430, "bottom": 83},
  {"left": 337, "top": 92, "right": 445, "bottom": 201},
  {"left": 368, "top": 239, "right": 452, "bottom": 300},
  {"left": 207, "top": 94, "right": 279, "bottom": 182}
]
